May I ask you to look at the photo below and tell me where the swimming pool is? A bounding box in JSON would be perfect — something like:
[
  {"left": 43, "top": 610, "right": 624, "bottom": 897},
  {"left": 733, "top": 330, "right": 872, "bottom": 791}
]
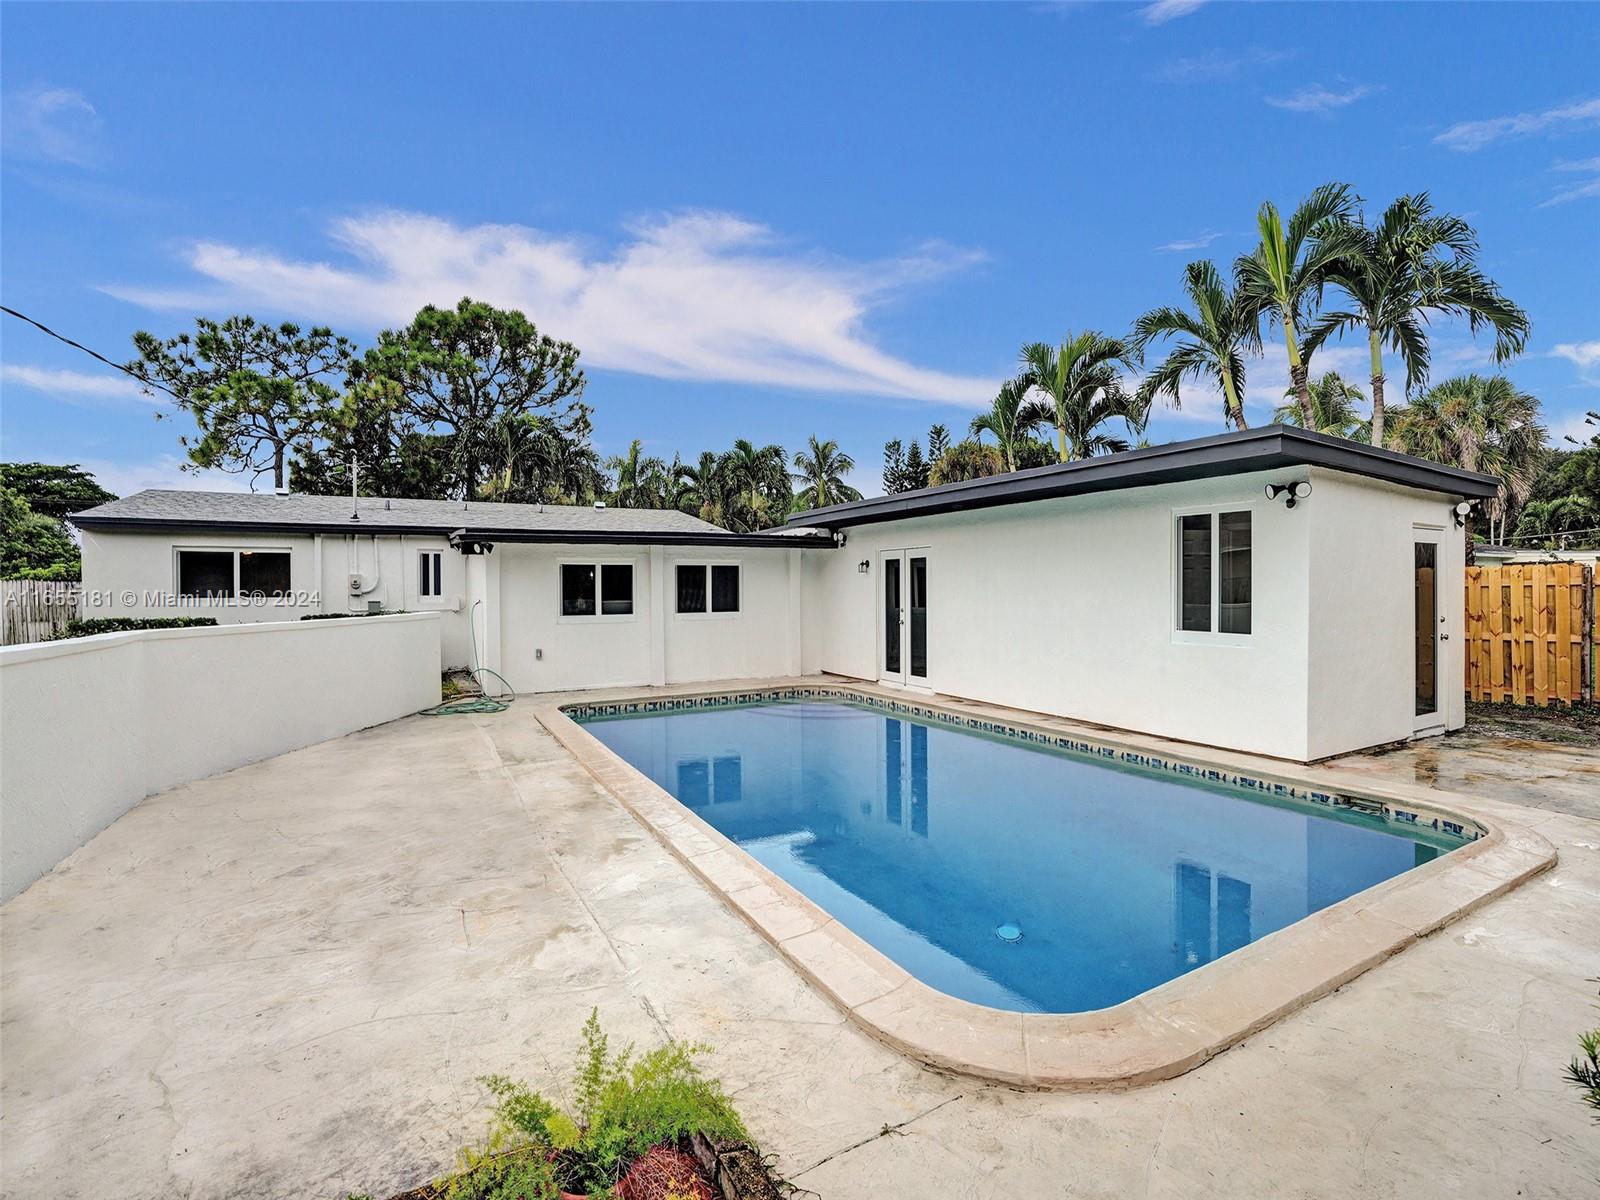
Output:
[{"left": 577, "top": 697, "right": 1464, "bottom": 1014}]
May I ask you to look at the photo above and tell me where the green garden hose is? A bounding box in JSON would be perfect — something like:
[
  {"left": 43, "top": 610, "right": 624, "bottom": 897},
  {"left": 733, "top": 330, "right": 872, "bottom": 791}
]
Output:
[{"left": 420, "top": 599, "right": 517, "bottom": 716}]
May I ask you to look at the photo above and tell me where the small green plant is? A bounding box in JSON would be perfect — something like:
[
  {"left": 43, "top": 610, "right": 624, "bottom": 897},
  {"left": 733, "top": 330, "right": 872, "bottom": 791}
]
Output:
[
  {"left": 50, "top": 616, "right": 218, "bottom": 640},
  {"left": 1568, "top": 981, "right": 1600, "bottom": 1118}
]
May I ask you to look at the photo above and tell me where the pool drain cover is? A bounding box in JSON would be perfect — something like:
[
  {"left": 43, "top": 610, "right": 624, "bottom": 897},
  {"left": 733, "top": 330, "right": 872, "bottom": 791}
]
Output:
[{"left": 995, "top": 922, "right": 1022, "bottom": 943}]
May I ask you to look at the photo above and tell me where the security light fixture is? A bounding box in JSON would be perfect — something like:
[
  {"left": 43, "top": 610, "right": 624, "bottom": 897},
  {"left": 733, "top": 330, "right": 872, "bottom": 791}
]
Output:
[
  {"left": 1265, "top": 481, "right": 1312, "bottom": 509},
  {"left": 1452, "top": 500, "right": 1475, "bottom": 528}
]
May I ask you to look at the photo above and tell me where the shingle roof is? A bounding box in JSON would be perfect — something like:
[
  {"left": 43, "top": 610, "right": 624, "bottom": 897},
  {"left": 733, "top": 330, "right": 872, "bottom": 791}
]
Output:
[{"left": 72, "top": 490, "right": 728, "bottom": 536}]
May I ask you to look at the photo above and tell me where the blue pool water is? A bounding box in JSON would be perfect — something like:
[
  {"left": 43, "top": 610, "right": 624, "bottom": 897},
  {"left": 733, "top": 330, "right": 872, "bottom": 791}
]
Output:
[{"left": 579, "top": 700, "right": 1454, "bottom": 1013}]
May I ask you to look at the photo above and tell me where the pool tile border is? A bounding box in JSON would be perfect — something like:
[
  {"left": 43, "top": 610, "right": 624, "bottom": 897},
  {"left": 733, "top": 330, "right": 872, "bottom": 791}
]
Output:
[{"left": 535, "top": 681, "right": 1556, "bottom": 1091}]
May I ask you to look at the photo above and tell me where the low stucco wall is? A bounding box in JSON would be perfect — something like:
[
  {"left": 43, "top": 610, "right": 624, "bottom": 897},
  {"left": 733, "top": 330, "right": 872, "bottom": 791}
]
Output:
[{"left": 0, "top": 613, "right": 442, "bottom": 903}]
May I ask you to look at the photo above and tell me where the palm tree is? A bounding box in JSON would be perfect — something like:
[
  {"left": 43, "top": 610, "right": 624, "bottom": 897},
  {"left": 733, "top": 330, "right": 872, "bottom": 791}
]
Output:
[
  {"left": 1386, "top": 374, "right": 1545, "bottom": 543},
  {"left": 677, "top": 450, "right": 725, "bottom": 523},
  {"left": 1272, "top": 371, "right": 1369, "bottom": 440},
  {"left": 1130, "top": 259, "right": 1261, "bottom": 430},
  {"left": 606, "top": 439, "right": 670, "bottom": 509},
  {"left": 1018, "top": 331, "right": 1144, "bottom": 461},
  {"left": 1304, "top": 193, "right": 1530, "bottom": 448},
  {"left": 929, "top": 440, "right": 1005, "bottom": 485},
  {"left": 969, "top": 379, "right": 1049, "bottom": 472},
  {"left": 718, "top": 439, "right": 791, "bottom": 531},
  {"left": 791, "top": 436, "right": 863, "bottom": 510},
  {"left": 1235, "top": 182, "right": 1360, "bottom": 426}
]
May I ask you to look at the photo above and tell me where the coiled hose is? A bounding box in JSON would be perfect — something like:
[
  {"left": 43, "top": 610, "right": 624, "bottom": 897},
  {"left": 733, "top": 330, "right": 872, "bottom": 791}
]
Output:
[{"left": 421, "top": 599, "right": 517, "bottom": 715}]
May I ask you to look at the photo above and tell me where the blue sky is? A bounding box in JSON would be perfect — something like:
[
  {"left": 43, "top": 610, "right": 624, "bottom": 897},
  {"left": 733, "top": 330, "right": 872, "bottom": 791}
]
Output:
[{"left": 2, "top": 1, "right": 1597, "bottom": 498}]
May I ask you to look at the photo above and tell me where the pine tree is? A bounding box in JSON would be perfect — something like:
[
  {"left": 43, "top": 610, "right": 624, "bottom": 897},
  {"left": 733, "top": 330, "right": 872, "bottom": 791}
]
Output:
[{"left": 882, "top": 439, "right": 906, "bottom": 494}]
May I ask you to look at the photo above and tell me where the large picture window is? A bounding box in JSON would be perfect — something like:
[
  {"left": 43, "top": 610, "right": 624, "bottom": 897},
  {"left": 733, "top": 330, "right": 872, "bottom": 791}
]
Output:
[
  {"left": 177, "top": 548, "right": 290, "bottom": 599},
  {"left": 562, "top": 562, "right": 634, "bottom": 618},
  {"left": 1175, "top": 511, "right": 1251, "bottom": 637},
  {"left": 675, "top": 563, "right": 741, "bottom": 615}
]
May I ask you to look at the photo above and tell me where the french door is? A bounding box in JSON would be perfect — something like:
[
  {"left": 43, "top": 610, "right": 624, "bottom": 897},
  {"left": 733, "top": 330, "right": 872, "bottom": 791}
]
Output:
[
  {"left": 1413, "top": 529, "right": 1445, "bottom": 734},
  {"left": 880, "top": 550, "right": 929, "bottom": 688}
]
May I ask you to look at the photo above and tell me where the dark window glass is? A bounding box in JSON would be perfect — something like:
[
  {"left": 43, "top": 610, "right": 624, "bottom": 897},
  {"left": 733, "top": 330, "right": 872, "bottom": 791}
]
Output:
[
  {"left": 178, "top": 550, "right": 234, "bottom": 598},
  {"left": 1218, "top": 511, "right": 1251, "bottom": 635},
  {"left": 712, "top": 755, "right": 742, "bottom": 804},
  {"left": 600, "top": 564, "right": 633, "bottom": 615},
  {"left": 419, "top": 552, "right": 443, "bottom": 598},
  {"left": 1178, "top": 515, "right": 1211, "bottom": 632},
  {"left": 884, "top": 557, "right": 902, "bottom": 673},
  {"left": 561, "top": 564, "right": 596, "bottom": 616},
  {"left": 676, "top": 565, "right": 707, "bottom": 613},
  {"left": 238, "top": 550, "right": 290, "bottom": 598},
  {"left": 711, "top": 564, "right": 740, "bottom": 613},
  {"left": 908, "top": 556, "right": 927, "bottom": 677}
]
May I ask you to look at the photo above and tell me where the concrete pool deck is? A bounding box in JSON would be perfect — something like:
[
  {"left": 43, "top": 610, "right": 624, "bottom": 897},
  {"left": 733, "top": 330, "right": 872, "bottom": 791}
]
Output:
[{"left": 3, "top": 677, "right": 1598, "bottom": 1198}]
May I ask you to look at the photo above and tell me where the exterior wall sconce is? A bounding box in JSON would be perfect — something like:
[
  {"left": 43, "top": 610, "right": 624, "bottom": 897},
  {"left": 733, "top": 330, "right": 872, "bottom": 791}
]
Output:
[
  {"left": 1265, "top": 481, "right": 1312, "bottom": 509},
  {"left": 858, "top": 559, "right": 870, "bottom": 574},
  {"left": 1452, "top": 500, "right": 1475, "bottom": 528}
]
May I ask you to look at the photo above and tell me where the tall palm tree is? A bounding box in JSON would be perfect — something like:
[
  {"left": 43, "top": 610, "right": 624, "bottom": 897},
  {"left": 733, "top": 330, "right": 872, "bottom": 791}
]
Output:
[
  {"left": 1130, "top": 259, "right": 1261, "bottom": 430},
  {"left": 1386, "top": 374, "right": 1545, "bottom": 543},
  {"left": 969, "top": 379, "right": 1049, "bottom": 472},
  {"left": 929, "top": 440, "right": 1005, "bottom": 485},
  {"left": 1235, "top": 181, "right": 1360, "bottom": 426},
  {"left": 791, "top": 436, "right": 863, "bottom": 510},
  {"left": 1271, "top": 371, "right": 1370, "bottom": 440},
  {"left": 1304, "top": 193, "right": 1530, "bottom": 448},
  {"left": 606, "top": 439, "right": 670, "bottom": 509},
  {"left": 677, "top": 450, "right": 725, "bottom": 523},
  {"left": 1018, "top": 331, "right": 1144, "bottom": 461},
  {"left": 718, "top": 439, "right": 791, "bottom": 531}
]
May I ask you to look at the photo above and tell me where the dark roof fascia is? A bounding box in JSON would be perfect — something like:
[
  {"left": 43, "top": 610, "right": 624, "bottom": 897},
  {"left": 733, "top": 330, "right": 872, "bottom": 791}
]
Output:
[
  {"left": 786, "top": 426, "right": 1500, "bottom": 530},
  {"left": 69, "top": 515, "right": 455, "bottom": 537}
]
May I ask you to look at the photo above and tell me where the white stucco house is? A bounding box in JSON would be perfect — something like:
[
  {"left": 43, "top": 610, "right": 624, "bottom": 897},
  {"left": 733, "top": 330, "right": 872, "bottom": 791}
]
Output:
[{"left": 71, "top": 426, "right": 1498, "bottom": 763}]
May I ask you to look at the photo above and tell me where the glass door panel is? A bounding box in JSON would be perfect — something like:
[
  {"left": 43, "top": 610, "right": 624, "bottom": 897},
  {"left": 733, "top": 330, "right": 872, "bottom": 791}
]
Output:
[
  {"left": 909, "top": 555, "right": 928, "bottom": 681},
  {"left": 1414, "top": 539, "right": 1439, "bottom": 721},
  {"left": 883, "top": 555, "right": 902, "bottom": 679}
]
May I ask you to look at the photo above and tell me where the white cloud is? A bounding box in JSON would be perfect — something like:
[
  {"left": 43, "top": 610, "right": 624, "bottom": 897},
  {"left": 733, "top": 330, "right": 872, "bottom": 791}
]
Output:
[
  {"left": 70, "top": 455, "right": 247, "bottom": 498},
  {"left": 1140, "top": 0, "right": 1207, "bottom": 26},
  {"left": 1156, "top": 230, "right": 1227, "bottom": 253},
  {"left": 1153, "top": 47, "right": 1292, "bottom": 84},
  {"left": 1, "top": 363, "right": 159, "bottom": 406},
  {"left": 1434, "top": 96, "right": 1600, "bottom": 152},
  {"left": 1553, "top": 341, "right": 1600, "bottom": 385},
  {"left": 1538, "top": 156, "right": 1600, "bottom": 208},
  {"left": 104, "top": 209, "right": 998, "bottom": 407},
  {"left": 1265, "top": 84, "right": 1377, "bottom": 114},
  {"left": 1, "top": 86, "right": 102, "bottom": 166}
]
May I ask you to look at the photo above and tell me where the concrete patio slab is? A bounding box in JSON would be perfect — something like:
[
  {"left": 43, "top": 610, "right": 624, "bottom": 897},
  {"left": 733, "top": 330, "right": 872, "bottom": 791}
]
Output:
[{"left": 3, "top": 681, "right": 1597, "bottom": 1199}]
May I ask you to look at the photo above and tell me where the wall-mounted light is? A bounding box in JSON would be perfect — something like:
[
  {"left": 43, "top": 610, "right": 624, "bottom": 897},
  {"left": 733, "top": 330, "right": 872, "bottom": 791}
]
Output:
[
  {"left": 1265, "top": 481, "right": 1313, "bottom": 509},
  {"left": 858, "top": 559, "right": 870, "bottom": 574},
  {"left": 1452, "top": 500, "right": 1475, "bottom": 528}
]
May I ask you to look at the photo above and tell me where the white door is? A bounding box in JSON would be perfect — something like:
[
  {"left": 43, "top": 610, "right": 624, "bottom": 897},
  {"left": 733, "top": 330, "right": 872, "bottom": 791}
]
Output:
[
  {"left": 1413, "top": 528, "right": 1446, "bottom": 734},
  {"left": 879, "top": 550, "right": 929, "bottom": 688}
]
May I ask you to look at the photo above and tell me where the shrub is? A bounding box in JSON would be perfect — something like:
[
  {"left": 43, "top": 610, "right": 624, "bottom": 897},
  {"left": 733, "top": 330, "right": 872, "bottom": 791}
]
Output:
[
  {"left": 299, "top": 610, "right": 407, "bottom": 620},
  {"left": 51, "top": 616, "right": 218, "bottom": 640}
]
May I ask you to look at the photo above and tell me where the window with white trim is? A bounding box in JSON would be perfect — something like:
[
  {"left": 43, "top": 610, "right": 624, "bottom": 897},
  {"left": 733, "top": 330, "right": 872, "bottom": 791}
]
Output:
[
  {"left": 1175, "top": 510, "right": 1251, "bottom": 635},
  {"left": 418, "top": 550, "right": 443, "bottom": 598},
  {"left": 177, "top": 548, "right": 290, "bottom": 598},
  {"left": 561, "top": 562, "right": 634, "bottom": 617},
  {"left": 675, "top": 563, "right": 741, "bottom": 615}
]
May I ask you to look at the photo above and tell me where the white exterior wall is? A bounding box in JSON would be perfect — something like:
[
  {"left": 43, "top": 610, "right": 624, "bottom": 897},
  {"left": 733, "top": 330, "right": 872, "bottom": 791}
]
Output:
[
  {"left": 1304, "top": 468, "right": 1467, "bottom": 759},
  {"left": 490, "top": 543, "right": 799, "bottom": 693},
  {"left": 802, "top": 470, "right": 1318, "bottom": 760},
  {"left": 0, "top": 613, "right": 441, "bottom": 902},
  {"left": 80, "top": 528, "right": 475, "bottom": 666}
]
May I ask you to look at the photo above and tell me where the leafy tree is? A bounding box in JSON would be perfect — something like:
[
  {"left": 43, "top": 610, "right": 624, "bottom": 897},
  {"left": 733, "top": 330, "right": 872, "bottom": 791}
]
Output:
[
  {"left": 969, "top": 380, "right": 1050, "bottom": 473},
  {"left": 606, "top": 439, "right": 672, "bottom": 509},
  {"left": 1387, "top": 375, "right": 1545, "bottom": 543},
  {"left": 1234, "top": 182, "right": 1360, "bottom": 426},
  {"left": 677, "top": 450, "right": 727, "bottom": 523},
  {"left": 929, "top": 440, "right": 1005, "bottom": 486},
  {"left": 129, "top": 316, "right": 355, "bottom": 490},
  {"left": 1131, "top": 259, "right": 1260, "bottom": 430},
  {"left": 1, "top": 484, "right": 83, "bottom": 579},
  {"left": 479, "top": 405, "right": 607, "bottom": 505},
  {"left": 1018, "top": 331, "right": 1144, "bottom": 461},
  {"left": 792, "top": 436, "right": 863, "bottom": 510},
  {"left": 290, "top": 381, "right": 454, "bottom": 499},
  {"left": 716, "top": 439, "right": 792, "bottom": 531},
  {"left": 1306, "top": 193, "right": 1529, "bottom": 446},
  {"left": 882, "top": 439, "right": 908, "bottom": 495},
  {"left": 926, "top": 424, "right": 952, "bottom": 464},
  {"left": 0, "top": 463, "right": 116, "bottom": 518},
  {"left": 902, "top": 439, "right": 929, "bottom": 490},
  {"left": 357, "top": 298, "right": 585, "bottom": 498},
  {"left": 1514, "top": 414, "right": 1600, "bottom": 547},
  {"left": 1271, "top": 371, "right": 1370, "bottom": 440}
]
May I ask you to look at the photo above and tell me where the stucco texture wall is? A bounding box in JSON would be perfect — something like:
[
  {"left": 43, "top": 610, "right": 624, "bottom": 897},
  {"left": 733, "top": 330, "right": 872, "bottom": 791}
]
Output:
[{"left": 0, "top": 613, "right": 442, "bottom": 902}]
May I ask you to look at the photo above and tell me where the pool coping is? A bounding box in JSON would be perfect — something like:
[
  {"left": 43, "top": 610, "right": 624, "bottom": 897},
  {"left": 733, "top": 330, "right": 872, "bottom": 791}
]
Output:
[{"left": 530, "top": 678, "right": 1558, "bottom": 1091}]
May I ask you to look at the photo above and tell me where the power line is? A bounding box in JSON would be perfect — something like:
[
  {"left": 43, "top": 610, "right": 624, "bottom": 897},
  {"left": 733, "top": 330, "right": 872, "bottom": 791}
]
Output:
[{"left": 0, "top": 304, "right": 183, "bottom": 403}]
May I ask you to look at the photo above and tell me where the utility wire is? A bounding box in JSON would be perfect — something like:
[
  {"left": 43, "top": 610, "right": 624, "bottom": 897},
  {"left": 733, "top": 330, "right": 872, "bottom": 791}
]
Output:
[{"left": 0, "top": 304, "right": 182, "bottom": 403}]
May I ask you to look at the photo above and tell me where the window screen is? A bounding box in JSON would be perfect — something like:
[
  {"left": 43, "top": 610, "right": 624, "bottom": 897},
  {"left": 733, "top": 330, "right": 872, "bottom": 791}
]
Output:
[
  {"left": 1178, "top": 515, "right": 1212, "bottom": 632},
  {"left": 561, "top": 564, "right": 596, "bottom": 616},
  {"left": 419, "top": 551, "right": 443, "bottom": 598},
  {"left": 238, "top": 551, "right": 290, "bottom": 598},
  {"left": 1218, "top": 511, "right": 1251, "bottom": 634},
  {"left": 600, "top": 564, "right": 633, "bottom": 615},
  {"left": 710, "top": 564, "right": 740, "bottom": 613},
  {"left": 676, "top": 565, "right": 707, "bottom": 613},
  {"left": 178, "top": 550, "right": 235, "bottom": 598}
]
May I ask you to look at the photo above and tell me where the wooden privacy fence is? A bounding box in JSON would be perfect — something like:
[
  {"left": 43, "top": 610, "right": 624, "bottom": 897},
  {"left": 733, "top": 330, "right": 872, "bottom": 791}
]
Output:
[
  {"left": 1464, "top": 562, "right": 1597, "bottom": 705},
  {"left": 1, "top": 579, "right": 81, "bottom": 645}
]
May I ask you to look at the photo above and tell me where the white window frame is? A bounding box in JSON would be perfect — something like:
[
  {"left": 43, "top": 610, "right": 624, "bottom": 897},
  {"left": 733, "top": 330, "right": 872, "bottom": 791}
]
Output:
[
  {"left": 173, "top": 546, "right": 294, "bottom": 602},
  {"left": 1170, "top": 504, "right": 1255, "bottom": 646},
  {"left": 417, "top": 549, "right": 445, "bottom": 600},
  {"left": 557, "top": 558, "right": 639, "bottom": 624},
  {"left": 672, "top": 560, "right": 743, "bottom": 620}
]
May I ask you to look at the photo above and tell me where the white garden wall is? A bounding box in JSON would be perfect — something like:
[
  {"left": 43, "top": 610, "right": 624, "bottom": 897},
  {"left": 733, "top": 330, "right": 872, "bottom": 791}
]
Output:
[{"left": 0, "top": 613, "right": 441, "bottom": 902}]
